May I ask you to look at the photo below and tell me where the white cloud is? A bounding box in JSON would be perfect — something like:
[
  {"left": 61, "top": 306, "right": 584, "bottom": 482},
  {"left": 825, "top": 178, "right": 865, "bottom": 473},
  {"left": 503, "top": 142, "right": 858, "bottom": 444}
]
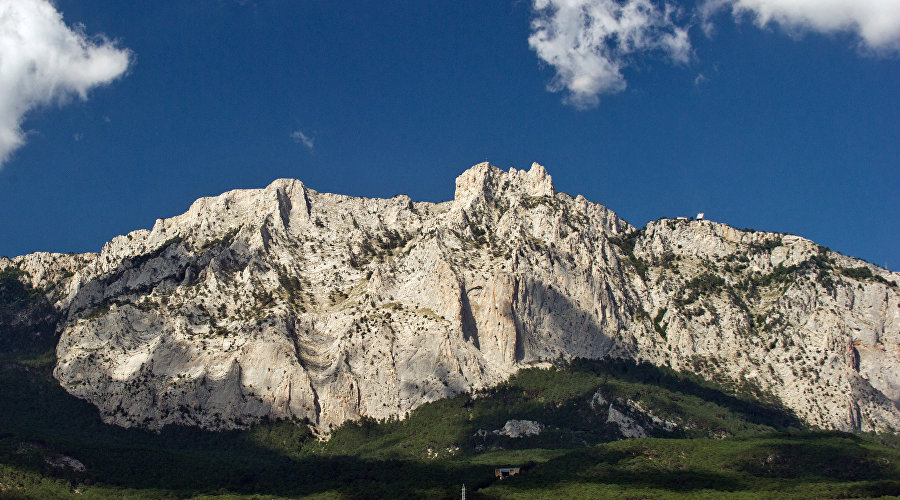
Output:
[
  {"left": 702, "top": 0, "right": 900, "bottom": 52},
  {"left": 290, "top": 130, "right": 314, "bottom": 150},
  {"left": 529, "top": 0, "right": 691, "bottom": 108},
  {"left": 0, "top": 0, "right": 131, "bottom": 168}
]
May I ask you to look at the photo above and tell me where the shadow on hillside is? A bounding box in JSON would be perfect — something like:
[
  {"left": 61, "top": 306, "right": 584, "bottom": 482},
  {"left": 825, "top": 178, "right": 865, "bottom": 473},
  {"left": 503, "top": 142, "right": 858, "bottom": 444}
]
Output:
[
  {"left": 571, "top": 358, "right": 804, "bottom": 430},
  {"left": 458, "top": 355, "right": 805, "bottom": 454},
  {"left": 483, "top": 446, "right": 747, "bottom": 495},
  {"left": 503, "top": 273, "right": 802, "bottom": 433},
  {"left": 733, "top": 433, "right": 897, "bottom": 481},
  {"left": 0, "top": 269, "right": 59, "bottom": 354},
  {"left": 512, "top": 275, "right": 620, "bottom": 362},
  {"left": 0, "top": 358, "right": 490, "bottom": 499},
  {"left": 479, "top": 434, "right": 900, "bottom": 497},
  {"left": 460, "top": 274, "right": 802, "bottom": 447},
  {"left": 0, "top": 350, "right": 889, "bottom": 499}
]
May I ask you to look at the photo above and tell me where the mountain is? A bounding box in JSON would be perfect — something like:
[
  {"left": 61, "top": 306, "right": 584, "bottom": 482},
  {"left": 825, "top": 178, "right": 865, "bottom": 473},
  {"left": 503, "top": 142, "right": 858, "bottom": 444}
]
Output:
[{"left": 1, "top": 162, "right": 898, "bottom": 434}]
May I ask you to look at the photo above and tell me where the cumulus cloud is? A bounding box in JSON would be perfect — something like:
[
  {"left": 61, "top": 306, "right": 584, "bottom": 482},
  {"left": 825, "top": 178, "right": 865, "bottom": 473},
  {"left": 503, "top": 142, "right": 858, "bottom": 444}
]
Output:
[
  {"left": 290, "top": 130, "right": 314, "bottom": 150},
  {"left": 0, "top": 0, "right": 130, "bottom": 168},
  {"left": 701, "top": 0, "right": 900, "bottom": 52},
  {"left": 529, "top": 0, "right": 691, "bottom": 108}
]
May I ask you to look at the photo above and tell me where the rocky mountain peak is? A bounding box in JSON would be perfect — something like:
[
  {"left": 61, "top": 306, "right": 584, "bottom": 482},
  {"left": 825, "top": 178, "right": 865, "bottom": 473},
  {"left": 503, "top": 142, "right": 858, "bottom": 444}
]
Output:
[
  {"left": 453, "top": 162, "right": 554, "bottom": 210},
  {"left": 2, "top": 161, "right": 898, "bottom": 435}
]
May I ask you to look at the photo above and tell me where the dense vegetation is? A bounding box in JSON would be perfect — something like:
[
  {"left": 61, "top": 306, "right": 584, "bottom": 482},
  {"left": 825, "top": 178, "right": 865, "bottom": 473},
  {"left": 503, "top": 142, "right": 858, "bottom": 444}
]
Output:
[{"left": 1, "top": 341, "right": 899, "bottom": 499}]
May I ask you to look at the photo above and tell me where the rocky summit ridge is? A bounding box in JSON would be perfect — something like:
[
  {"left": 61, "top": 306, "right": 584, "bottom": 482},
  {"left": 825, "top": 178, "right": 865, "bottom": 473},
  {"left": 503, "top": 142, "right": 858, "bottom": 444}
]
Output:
[{"left": 1, "top": 162, "right": 898, "bottom": 433}]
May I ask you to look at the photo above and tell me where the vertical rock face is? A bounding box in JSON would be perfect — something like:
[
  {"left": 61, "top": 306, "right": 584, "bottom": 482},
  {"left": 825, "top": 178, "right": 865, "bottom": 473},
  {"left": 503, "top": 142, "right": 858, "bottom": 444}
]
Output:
[{"left": 1, "top": 161, "right": 899, "bottom": 433}]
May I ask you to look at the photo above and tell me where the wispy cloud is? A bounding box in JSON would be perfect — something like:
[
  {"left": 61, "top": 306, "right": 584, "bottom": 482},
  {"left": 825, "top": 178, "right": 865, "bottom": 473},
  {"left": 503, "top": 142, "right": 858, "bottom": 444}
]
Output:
[
  {"left": 290, "top": 130, "right": 314, "bottom": 150},
  {"left": 529, "top": 0, "right": 691, "bottom": 109},
  {"left": 701, "top": 0, "right": 900, "bottom": 53},
  {"left": 0, "top": 0, "right": 131, "bottom": 168},
  {"left": 529, "top": 0, "right": 900, "bottom": 108}
]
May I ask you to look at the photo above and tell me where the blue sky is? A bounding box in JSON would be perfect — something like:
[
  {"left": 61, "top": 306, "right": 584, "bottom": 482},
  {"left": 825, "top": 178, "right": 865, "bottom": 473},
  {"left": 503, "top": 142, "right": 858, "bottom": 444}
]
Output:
[{"left": 1, "top": 0, "right": 898, "bottom": 269}]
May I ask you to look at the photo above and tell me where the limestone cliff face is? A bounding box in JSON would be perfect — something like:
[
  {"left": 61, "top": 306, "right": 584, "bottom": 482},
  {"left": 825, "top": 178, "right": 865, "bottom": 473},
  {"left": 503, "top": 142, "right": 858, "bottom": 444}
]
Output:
[
  {"left": 1, "top": 162, "right": 898, "bottom": 433},
  {"left": 630, "top": 220, "right": 900, "bottom": 432}
]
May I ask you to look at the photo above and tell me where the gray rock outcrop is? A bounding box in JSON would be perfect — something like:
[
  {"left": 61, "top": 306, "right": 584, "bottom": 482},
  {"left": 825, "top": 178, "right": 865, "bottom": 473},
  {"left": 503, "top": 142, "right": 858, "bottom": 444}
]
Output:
[
  {"left": 493, "top": 420, "right": 544, "bottom": 438},
  {"left": 606, "top": 406, "right": 647, "bottom": 439}
]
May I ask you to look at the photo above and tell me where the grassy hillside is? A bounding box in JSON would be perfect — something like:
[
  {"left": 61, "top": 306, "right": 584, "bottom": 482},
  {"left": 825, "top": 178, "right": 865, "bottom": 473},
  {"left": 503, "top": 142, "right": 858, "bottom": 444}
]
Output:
[{"left": 1, "top": 346, "right": 899, "bottom": 499}]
